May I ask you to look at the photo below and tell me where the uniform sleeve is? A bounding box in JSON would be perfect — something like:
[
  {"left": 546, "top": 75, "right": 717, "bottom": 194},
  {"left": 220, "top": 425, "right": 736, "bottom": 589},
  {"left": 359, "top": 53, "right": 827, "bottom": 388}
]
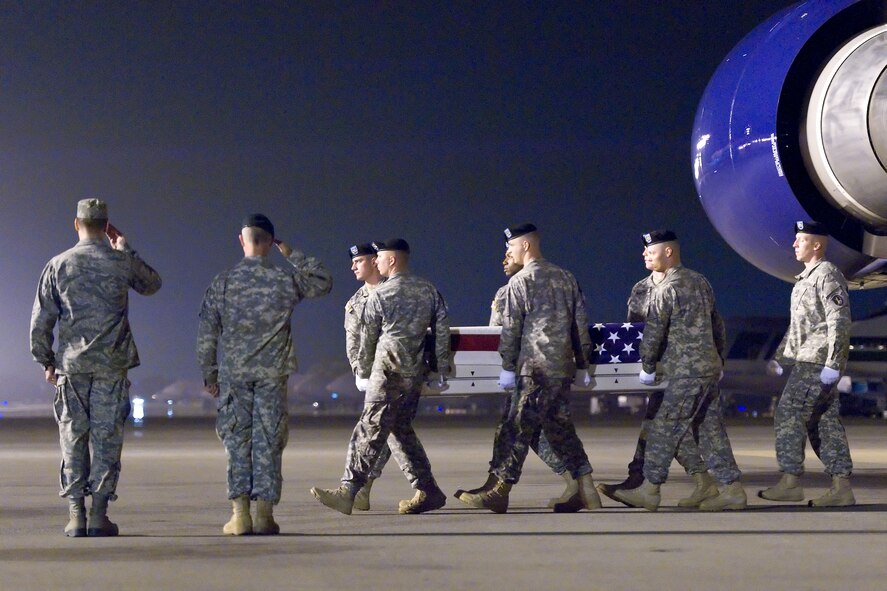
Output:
[
  {"left": 286, "top": 251, "right": 333, "bottom": 299},
  {"left": 29, "top": 263, "right": 59, "bottom": 368},
  {"left": 640, "top": 287, "right": 672, "bottom": 374},
  {"left": 571, "top": 281, "right": 592, "bottom": 369},
  {"left": 498, "top": 281, "right": 524, "bottom": 372},
  {"left": 196, "top": 277, "right": 224, "bottom": 385},
  {"left": 123, "top": 244, "right": 162, "bottom": 295},
  {"left": 432, "top": 290, "right": 451, "bottom": 375},
  {"left": 712, "top": 306, "right": 727, "bottom": 363},
  {"left": 626, "top": 282, "right": 648, "bottom": 323},
  {"left": 356, "top": 294, "right": 382, "bottom": 379},
  {"left": 344, "top": 300, "right": 360, "bottom": 375},
  {"left": 821, "top": 274, "right": 851, "bottom": 370}
]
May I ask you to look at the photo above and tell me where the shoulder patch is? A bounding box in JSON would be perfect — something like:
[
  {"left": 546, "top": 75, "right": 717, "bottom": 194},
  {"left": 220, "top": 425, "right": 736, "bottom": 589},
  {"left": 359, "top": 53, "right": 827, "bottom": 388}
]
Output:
[{"left": 831, "top": 294, "right": 845, "bottom": 307}]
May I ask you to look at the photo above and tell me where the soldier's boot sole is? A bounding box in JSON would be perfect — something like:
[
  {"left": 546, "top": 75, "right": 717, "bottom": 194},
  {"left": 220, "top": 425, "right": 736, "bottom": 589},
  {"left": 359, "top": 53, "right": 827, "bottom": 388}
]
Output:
[
  {"left": 399, "top": 488, "right": 447, "bottom": 515},
  {"left": 87, "top": 517, "right": 119, "bottom": 537},
  {"left": 757, "top": 487, "right": 805, "bottom": 502},
  {"left": 612, "top": 485, "right": 660, "bottom": 512},
  {"left": 310, "top": 487, "right": 354, "bottom": 516},
  {"left": 808, "top": 490, "right": 855, "bottom": 507},
  {"left": 698, "top": 484, "right": 748, "bottom": 512}
]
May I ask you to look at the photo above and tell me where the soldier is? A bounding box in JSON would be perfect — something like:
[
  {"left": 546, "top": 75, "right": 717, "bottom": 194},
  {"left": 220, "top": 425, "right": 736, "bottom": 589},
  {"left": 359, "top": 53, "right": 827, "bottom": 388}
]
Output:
[
  {"left": 198, "top": 213, "right": 332, "bottom": 535},
  {"left": 311, "top": 238, "right": 450, "bottom": 515},
  {"left": 460, "top": 223, "right": 601, "bottom": 514},
  {"left": 598, "top": 234, "right": 716, "bottom": 509},
  {"left": 344, "top": 242, "right": 394, "bottom": 511},
  {"left": 30, "top": 198, "right": 162, "bottom": 537},
  {"left": 612, "top": 230, "right": 745, "bottom": 511},
  {"left": 455, "top": 254, "right": 578, "bottom": 509},
  {"left": 759, "top": 221, "right": 854, "bottom": 507}
]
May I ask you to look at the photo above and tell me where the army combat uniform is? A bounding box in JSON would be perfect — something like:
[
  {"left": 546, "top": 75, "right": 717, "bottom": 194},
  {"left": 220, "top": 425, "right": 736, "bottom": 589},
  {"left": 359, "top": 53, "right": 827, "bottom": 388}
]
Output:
[
  {"left": 344, "top": 283, "right": 395, "bottom": 481},
  {"left": 621, "top": 275, "right": 706, "bottom": 482},
  {"left": 198, "top": 250, "right": 332, "bottom": 504},
  {"left": 640, "top": 266, "right": 741, "bottom": 486},
  {"left": 341, "top": 271, "right": 450, "bottom": 494},
  {"left": 30, "top": 236, "right": 162, "bottom": 503},
  {"left": 772, "top": 260, "right": 852, "bottom": 478},
  {"left": 486, "top": 283, "right": 566, "bottom": 478},
  {"left": 495, "top": 259, "right": 593, "bottom": 484}
]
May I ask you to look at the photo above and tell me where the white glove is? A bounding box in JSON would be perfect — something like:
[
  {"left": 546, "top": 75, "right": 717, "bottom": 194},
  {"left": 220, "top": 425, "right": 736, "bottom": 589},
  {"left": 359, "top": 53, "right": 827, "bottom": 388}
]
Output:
[
  {"left": 426, "top": 373, "right": 450, "bottom": 392},
  {"left": 766, "top": 359, "right": 783, "bottom": 376},
  {"left": 498, "top": 370, "right": 516, "bottom": 389},
  {"left": 575, "top": 368, "right": 591, "bottom": 387},
  {"left": 638, "top": 369, "right": 656, "bottom": 385},
  {"left": 820, "top": 366, "right": 840, "bottom": 385},
  {"left": 355, "top": 377, "right": 369, "bottom": 392}
]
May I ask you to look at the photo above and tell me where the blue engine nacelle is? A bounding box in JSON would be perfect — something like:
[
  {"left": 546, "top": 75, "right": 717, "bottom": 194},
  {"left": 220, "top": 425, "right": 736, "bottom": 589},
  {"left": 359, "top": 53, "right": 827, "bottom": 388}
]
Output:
[{"left": 693, "top": 0, "right": 887, "bottom": 288}]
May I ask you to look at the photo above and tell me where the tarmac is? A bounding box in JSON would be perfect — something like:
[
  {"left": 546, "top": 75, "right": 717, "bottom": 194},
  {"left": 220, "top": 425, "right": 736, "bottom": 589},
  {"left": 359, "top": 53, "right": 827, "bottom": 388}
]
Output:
[{"left": 0, "top": 415, "right": 885, "bottom": 591}]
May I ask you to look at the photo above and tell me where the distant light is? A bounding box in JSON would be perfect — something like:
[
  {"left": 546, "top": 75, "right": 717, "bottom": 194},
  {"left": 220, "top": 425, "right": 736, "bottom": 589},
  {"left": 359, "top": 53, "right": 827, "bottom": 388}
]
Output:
[
  {"left": 312, "top": 401, "right": 319, "bottom": 408},
  {"left": 436, "top": 405, "right": 444, "bottom": 412},
  {"left": 167, "top": 408, "right": 174, "bottom": 418},
  {"left": 1, "top": 401, "right": 7, "bottom": 406},
  {"left": 132, "top": 397, "right": 145, "bottom": 422},
  {"left": 167, "top": 400, "right": 174, "bottom": 405},
  {"left": 737, "top": 405, "right": 747, "bottom": 412},
  {"left": 331, "top": 392, "right": 339, "bottom": 400}
]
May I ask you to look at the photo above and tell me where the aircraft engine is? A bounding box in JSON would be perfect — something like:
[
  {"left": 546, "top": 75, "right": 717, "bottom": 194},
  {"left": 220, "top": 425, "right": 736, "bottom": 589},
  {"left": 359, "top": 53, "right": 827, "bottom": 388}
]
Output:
[{"left": 693, "top": 0, "right": 887, "bottom": 288}]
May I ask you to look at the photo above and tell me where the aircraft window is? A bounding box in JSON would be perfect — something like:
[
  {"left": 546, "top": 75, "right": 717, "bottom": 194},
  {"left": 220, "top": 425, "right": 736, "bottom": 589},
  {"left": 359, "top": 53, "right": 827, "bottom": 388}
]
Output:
[
  {"left": 728, "top": 331, "right": 769, "bottom": 360},
  {"left": 848, "top": 338, "right": 887, "bottom": 362}
]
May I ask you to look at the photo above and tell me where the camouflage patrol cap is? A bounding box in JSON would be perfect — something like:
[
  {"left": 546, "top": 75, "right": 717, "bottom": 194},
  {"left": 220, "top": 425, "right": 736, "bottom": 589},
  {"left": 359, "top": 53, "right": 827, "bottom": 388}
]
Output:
[
  {"left": 642, "top": 229, "right": 677, "bottom": 246},
  {"left": 372, "top": 238, "right": 410, "bottom": 253},
  {"left": 76, "top": 198, "right": 108, "bottom": 221},
  {"left": 348, "top": 242, "right": 377, "bottom": 258},
  {"left": 794, "top": 221, "right": 828, "bottom": 236},
  {"left": 503, "top": 223, "right": 537, "bottom": 241},
  {"left": 242, "top": 213, "right": 274, "bottom": 238}
]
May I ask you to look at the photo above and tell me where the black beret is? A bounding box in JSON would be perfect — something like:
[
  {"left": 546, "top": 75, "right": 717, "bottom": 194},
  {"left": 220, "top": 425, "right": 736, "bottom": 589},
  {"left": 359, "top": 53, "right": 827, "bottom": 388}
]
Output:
[
  {"left": 348, "top": 242, "right": 377, "bottom": 258},
  {"left": 242, "top": 213, "right": 275, "bottom": 238},
  {"left": 503, "top": 223, "right": 537, "bottom": 241},
  {"left": 372, "top": 238, "right": 410, "bottom": 253},
  {"left": 642, "top": 229, "right": 678, "bottom": 246},
  {"left": 794, "top": 221, "right": 828, "bottom": 236}
]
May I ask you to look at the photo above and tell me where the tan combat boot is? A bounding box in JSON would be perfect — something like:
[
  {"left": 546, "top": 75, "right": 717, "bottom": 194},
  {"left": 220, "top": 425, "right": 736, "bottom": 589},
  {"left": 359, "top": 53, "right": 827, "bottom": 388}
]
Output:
[
  {"left": 454, "top": 473, "right": 497, "bottom": 503},
  {"left": 553, "top": 473, "right": 602, "bottom": 513},
  {"left": 596, "top": 471, "right": 645, "bottom": 503},
  {"left": 699, "top": 481, "right": 747, "bottom": 511},
  {"left": 809, "top": 476, "right": 855, "bottom": 507},
  {"left": 461, "top": 479, "right": 512, "bottom": 513},
  {"left": 310, "top": 485, "right": 355, "bottom": 515},
  {"left": 223, "top": 494, "right": 252, "bottom": 535},
  {"left": 547, "top": 472, "right": 579, "bottom": 508},
  {"left": 64, "top": 497, "right": 87, "bottom": 538},
  {"left": 612, "top": 480, "right": 661, "bottom": 511},
  {"left": 758, "top": 473, "right": 804, "bottom": 502},
  {"left": 399, "top": 482, "right": 447, "bottom": 514},
  {"left": 88, "top": 494, "right": 119, "bottom": 537},
  {"left": 677, "top": 472, "right": 720, "bottom": 508},
  {"left": 253, "top": 500, "right": 280, "bottom": 535},
  {"left": 353, "top": 478, "right": 375, "bottom": 511}
]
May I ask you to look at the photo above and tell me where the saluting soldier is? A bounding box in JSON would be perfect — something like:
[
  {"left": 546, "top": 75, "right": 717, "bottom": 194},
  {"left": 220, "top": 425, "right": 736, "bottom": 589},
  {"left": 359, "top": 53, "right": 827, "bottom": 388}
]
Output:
[
  {"left": 456, "top": 254, "right": 578, "bottom": 509},
  {"left": 198, "top": 213, "right": 332, "bottom": 535},
  {"left": 759, "top": 221, "right": 854, "bottom": 507},
  {"left": 30, "top": 198, "right": 162, "bottom": 537},
  {"left": 312, "top": 238, "right": 450, "bottom": 515},
  {"left": 461, "top": 223, "right": 601, "bottom": 514},
  {"left": 598, "top": 231, "right": 715, "bottom": 509}
]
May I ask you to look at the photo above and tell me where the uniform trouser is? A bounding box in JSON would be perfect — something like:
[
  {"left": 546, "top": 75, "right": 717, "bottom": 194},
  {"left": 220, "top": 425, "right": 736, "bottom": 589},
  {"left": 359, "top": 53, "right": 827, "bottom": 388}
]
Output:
[
  {"left": 643, "top": 376, "right": 741, "bottom": 486},
  {"left": 53, "top": 372, "right": 131, "bottom": 501},
  {"left": 342, "top": 372, "right": 434, "bottom": 492},
  {"left": 774, "top": 362, "right": 852, "bottom": 477},
  {"left": 626, "top": 389, "right": 706, "bottom": 478},
  {"left": 492, "top": 376, "right": 592, "bottom": 485},
  {"left": 488, "top": 387, "right": 567, "bottom": 475},
  {"left": 216, "top": 377, "right": 289, "bottom": 503},
  {"left": 366, "top": 440, "right": 394, "bottom": 480}
]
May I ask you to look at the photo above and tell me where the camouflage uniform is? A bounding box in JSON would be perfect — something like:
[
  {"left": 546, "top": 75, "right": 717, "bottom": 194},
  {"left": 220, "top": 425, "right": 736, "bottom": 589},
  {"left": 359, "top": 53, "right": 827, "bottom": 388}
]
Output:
[
  {"left": 640, "top": 266, "right": 740, "bottom": 485},
  {"left": 772, "top": 260, "right": 852, "bottom": 477},
  {"left": 198, "top": 251, "right": 332, "bottom": 503},
  {"left": 487, "top": 284, "right": 566, "bottom": 476},
  {"left": 30, "top": 238, "right": 162, "bottom": 501},
  {"left": 495, "top": 259, "right": 593, "bottom": 484},
  {"left": 341, "top": 271, "right": 450, "bottom": 492},
  {"left": 624, "top": 275, "right": 706, "bottom": 479},
  {"left": 344, "top": 284, "right": 393, "bottom": 480}
]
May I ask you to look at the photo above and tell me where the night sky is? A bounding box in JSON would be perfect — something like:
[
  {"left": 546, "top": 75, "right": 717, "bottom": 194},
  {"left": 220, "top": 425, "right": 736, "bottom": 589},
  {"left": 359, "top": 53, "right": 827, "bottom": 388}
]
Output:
[{"left": 2, "top": 2, "right": 884, "bottom": 402}]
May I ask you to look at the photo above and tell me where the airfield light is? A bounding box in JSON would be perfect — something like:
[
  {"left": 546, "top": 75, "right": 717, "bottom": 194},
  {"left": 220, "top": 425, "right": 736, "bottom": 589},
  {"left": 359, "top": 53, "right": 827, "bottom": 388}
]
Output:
[
  {"left": 331, "top": 392, "right": 339, "bottom": 400},
  {"left": 312, "top": 401, "right": 319, "bottom": 408},
  {"left": 132, "top": 397, "right": 145, "bottom": 424}
]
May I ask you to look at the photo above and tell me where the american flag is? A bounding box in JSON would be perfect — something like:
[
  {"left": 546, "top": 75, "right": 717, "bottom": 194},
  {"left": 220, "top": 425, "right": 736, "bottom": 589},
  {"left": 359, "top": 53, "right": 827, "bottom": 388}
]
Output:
[{"left": 588, "top": 322, "right": 644, "bottom": 364}]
